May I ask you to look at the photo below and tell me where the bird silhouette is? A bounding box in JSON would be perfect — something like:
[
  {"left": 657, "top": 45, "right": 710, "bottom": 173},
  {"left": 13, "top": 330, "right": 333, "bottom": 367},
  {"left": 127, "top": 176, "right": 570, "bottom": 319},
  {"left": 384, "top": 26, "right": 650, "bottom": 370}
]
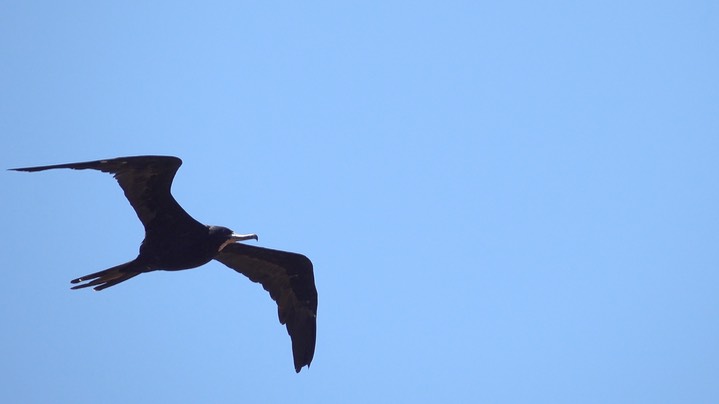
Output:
[{"left": 11, "top": 155, "right": 317, "bottom": 372}]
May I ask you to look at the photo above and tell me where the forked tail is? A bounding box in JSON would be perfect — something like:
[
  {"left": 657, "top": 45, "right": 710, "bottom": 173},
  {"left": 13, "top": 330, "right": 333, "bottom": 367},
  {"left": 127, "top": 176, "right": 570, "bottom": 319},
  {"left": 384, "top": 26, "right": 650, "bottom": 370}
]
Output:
[{"left": 71, "top": 260, "right": 143, "bottom": 291}]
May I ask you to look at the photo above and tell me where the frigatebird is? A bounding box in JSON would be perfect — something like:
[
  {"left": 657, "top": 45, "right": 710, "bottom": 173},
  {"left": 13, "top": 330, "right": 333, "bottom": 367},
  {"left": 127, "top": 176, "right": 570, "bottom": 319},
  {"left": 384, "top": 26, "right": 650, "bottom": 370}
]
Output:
[{"left": 10, "top": 155, "right": 317, "bottom": 373}]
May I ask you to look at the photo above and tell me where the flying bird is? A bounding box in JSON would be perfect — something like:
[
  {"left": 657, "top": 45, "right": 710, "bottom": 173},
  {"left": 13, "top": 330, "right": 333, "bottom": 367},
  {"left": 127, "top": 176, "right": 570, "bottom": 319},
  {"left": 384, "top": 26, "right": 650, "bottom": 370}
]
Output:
[{"left": 10, "top": 155, "right": 317, "bottom": 373}]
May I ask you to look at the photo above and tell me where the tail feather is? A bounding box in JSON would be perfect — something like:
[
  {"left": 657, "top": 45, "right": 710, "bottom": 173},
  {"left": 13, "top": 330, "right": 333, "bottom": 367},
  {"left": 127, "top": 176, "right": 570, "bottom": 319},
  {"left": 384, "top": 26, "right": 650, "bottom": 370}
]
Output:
[{"left": 71, "top": 261, "right": 142, "bottom": 291}]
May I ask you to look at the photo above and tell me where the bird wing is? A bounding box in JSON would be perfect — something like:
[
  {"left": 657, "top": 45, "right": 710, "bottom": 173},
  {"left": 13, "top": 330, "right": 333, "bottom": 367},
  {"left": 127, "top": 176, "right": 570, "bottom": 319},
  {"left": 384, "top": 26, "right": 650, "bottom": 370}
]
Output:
[
  {"left": 10, "top": 156, "right": 205, "bottom": 234},
  {"left": 214, "top": 243, "right": 318, "bottom": 373}
]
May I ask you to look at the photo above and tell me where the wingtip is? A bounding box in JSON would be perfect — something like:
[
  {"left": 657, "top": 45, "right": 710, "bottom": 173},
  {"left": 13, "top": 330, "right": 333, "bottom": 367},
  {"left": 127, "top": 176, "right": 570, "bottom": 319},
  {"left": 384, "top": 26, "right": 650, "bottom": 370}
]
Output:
[{"left": 294, "top": 359, "right": 312, "bottom": 373}]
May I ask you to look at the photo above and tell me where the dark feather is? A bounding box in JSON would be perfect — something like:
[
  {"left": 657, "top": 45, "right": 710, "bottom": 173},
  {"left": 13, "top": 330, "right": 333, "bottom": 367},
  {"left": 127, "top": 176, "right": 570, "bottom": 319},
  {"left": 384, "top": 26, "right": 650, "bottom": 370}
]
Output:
[
  {"left": 11, "top": 156, "right": 206, "bottom": 235},
  {"left": 215, "top": 243, "right": 318, "bottom": 373}
]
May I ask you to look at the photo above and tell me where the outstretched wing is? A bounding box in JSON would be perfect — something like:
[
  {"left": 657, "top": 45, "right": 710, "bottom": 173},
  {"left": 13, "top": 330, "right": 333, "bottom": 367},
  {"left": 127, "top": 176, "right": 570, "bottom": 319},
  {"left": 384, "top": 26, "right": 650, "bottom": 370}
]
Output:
[
  {"left": 214, "top": 243, "right": 318, "bottom": 373},
  {"left": 10, "top": 156, "right": 205, "bottom": 235}
]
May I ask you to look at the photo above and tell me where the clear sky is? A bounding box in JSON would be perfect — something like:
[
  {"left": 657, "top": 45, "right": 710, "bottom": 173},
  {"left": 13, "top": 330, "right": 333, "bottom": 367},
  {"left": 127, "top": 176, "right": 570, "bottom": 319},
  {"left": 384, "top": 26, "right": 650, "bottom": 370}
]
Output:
[{"left": 2, "top": 1, "right": 717, "bottom": 403}]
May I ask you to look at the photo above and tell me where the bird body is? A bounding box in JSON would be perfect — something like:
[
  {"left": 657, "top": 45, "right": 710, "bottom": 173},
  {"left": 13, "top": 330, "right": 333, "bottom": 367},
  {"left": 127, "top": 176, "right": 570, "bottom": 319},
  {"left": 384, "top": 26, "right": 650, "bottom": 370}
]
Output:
[{"left": 11, "top": 155, "right": 317, "bottom": 373}]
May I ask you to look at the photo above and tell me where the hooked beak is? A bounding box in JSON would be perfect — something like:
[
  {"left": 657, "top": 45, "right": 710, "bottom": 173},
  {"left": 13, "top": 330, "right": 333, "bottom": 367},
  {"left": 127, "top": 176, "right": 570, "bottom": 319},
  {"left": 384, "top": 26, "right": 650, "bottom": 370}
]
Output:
[
  {"left": 231, "top": 233, "right": 258, "bottom": 242},
  {"left": 219, "top": 233, "right": 258, "bottom": 253}
]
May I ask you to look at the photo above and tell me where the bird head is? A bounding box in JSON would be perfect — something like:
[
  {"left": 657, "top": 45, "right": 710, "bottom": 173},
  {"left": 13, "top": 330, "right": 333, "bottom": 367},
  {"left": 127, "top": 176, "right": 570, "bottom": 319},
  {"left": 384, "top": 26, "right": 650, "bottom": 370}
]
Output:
[{"left": 209, "top": 225, "right": 258, "bottom": 252}]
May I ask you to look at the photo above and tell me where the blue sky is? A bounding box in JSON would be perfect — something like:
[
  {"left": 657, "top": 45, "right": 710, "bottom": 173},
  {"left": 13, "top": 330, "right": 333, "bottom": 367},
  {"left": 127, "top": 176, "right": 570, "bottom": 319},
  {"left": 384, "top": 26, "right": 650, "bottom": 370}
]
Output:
[{"left": 2, "top": 1, "right": 717, "bottom": 403}]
